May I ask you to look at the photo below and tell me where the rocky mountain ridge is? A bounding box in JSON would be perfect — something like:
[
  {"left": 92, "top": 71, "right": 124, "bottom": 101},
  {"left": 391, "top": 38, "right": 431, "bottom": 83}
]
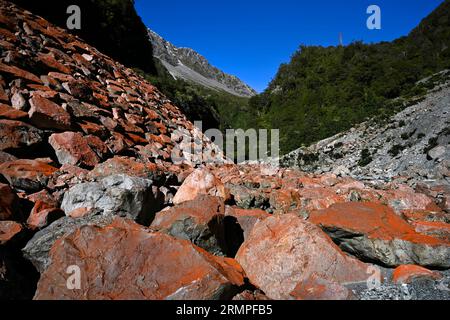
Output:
[
  {"left": 0, "top": 0, "right": 449, "bottom": 301},
  {"left": 148, "top": 29, "right": 256, "bottom": 97}
]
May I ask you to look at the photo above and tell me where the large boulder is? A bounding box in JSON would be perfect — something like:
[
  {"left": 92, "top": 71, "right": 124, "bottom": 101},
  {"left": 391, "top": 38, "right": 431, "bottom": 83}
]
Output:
[
  {"left": 379, "top": 186, "right": 436, "bottom": 213},
  {"left": 310, "top": 202, "right": 450, "bottom": 268},
  {"left": 297, "top": 187, "right": 346, "bottom": 211},
  {"left": 411, "top": 220, "right": 450, "bottom": 241},
  {"left": 33, "top": 218, "right": 245, "bottom": 300},
  {"left": 236, "top": 214, "right": 371, "bottom": 300},
  {"left": 88, "top": 156, "right": 160, "bottom": 180},
  {"left": 289, "top": 274, "right": 355, "bottom": 300},
  {"left": 151, "top": 196, "right": 239, "bottom": 256},
  {"left": 173, "top": 168, "right": 228, "bottom": 205},
  {"left": 227, "top": 184, "right": 270, "bottom": 210},
  {"left": 23, "top": 214, "right": 114, "bottom": 273},
  {"left": 61, "top": 174, "right": 162, "bottom": 225}
]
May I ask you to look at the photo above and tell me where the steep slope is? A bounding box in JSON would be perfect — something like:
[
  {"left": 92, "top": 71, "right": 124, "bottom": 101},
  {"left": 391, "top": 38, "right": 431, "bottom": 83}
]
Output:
[
  {"left": 0, "top": 0, "right": 225, "bottom": 188},
  {"left": 281, "top": 74, "right": 450, "bottom": 186},
  {"left": 247, "top": 0, "right": 450, "bottom": 154},
  {"left": 148, "top": 30, "right": 256, "bottom": 97},
  {"left": 8, "top": 0, "right": 228, "bottom": 131},
  {"left": 10, "top": 0, "right": 157, "bottom": 75}
]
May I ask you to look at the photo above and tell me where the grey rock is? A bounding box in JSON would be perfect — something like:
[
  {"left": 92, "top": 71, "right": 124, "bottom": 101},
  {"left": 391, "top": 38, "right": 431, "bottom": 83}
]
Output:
[
  {"left": 11, "top": 92, "right": 27, "bottom": 110},
  {"left": 324, "top": 229, "right": 450, "bottom": 268},
  {"left": 61, "top": 174, "right": 162, "bottom": 225},
  {"left": 353, "top": 270, "right": 450, "bottom": 300},
  {"left": 228, "top": 184, "right": 269, "bottom": 210},
  {"left": 22, "top": 213, "right": 113, "bottom": 273},
  {"left": 428, "top": 146, "right": 447, "bottom": 160},
  {"left": 332, "top": 165, "right": 350, "bottom": 177}
]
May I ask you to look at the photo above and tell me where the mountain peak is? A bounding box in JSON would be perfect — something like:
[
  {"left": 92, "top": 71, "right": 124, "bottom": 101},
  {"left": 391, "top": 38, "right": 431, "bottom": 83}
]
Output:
[{"left": 148, "top": 29, "right": 256, "bottom": 97}]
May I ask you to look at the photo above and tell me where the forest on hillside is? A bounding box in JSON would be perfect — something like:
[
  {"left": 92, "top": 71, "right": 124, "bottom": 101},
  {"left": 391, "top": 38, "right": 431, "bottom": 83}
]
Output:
[{"left": 245, "top": 0, "right": 450, "bottom": 153}]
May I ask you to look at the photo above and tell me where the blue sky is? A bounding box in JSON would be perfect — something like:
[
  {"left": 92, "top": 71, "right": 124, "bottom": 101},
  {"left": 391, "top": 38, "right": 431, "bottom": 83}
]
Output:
[{"left": 135, "top": 0, "right": 444, "bottom": 92}]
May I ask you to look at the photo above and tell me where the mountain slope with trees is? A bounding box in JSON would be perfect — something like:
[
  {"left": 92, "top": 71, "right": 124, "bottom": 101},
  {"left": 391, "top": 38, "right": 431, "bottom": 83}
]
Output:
[{"left": 246, "top": 0, "right": 450, "bottom": 154}]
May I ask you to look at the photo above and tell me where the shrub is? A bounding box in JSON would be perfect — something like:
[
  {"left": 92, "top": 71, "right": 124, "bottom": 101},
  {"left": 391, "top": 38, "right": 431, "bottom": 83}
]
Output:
[
  {"left": 358, "top": 149, "right": 373, "bottom": 167},
  {"left": 389, "top": 144, "right": 405, "bottom": 157}
]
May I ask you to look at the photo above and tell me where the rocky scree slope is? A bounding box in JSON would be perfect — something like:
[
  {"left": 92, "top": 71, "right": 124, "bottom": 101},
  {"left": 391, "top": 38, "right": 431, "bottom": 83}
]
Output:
[
  {"left": 10, "top": 0, "right": 158, "bottom": 75},
  {"left": 0, "top": 0, "right": 449, "bottom": 300},
  {"left": 148, "top": 30, "right": 256, "bottom": 98},
  {"left": 281, "top": 78, "right": 450, "bottom": 190}
]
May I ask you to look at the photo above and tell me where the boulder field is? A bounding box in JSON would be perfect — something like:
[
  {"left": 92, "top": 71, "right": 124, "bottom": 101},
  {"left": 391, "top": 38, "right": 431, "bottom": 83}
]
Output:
[{"left": 0, "top": 0, "right": 449, "bottom": 300}]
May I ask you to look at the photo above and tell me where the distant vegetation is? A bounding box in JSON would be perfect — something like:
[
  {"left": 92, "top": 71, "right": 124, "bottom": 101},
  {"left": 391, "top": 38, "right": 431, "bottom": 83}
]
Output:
[{"left": 243, "top": 0, "right": 450, "bottom": 154}]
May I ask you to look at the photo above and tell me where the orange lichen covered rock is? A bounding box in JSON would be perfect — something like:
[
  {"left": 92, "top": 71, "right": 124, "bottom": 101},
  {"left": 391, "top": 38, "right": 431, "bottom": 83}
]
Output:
[
  {"left": 0, "top": 159, "right": 57, "bottom": 191},
  {"left": 88, "top": 156, "right": 160, "bottom": 180},
  {"left": 173, "top": 168, "right": 228, "bottom": 205},
  {"left": 151, "top": 196, "right": 228, "bottom": 255},
  {"left": 0, "top": 221, "right": 22, "bottom": 245},
  {"left": 49, "top": 132, "right": 100, "bottom": 168},
  {"left": 0, "top": 103, "right": 28, "bottom": 120},
  {"left": 28, "top": 95, "right": 71, "bottom": 130},
  {"left": 392, "top": 265, "right": 442, "bottom": 284},
  {"left": 236, "top": 214, "right": 371, "bottom": 300},
  {"left": 310, "top": 202, "right": 450, "bottom": 267},
  {"left": 411, "top": 221, "right": 450, "bottom": 241},
  {"left": 34, "top": 218, "right": 244, "bottom": 300}
]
